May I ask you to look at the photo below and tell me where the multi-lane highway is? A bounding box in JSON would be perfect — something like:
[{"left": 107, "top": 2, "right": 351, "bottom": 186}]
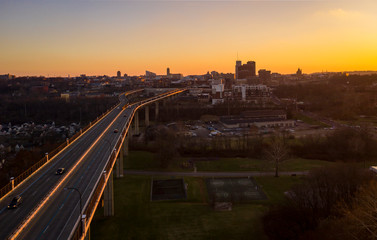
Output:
[
  {"left": 0, "top": 89, "right": 185, "bottom": 239},
  {"left": 0, "top": 95, "right": 129, "bottom": 239}
]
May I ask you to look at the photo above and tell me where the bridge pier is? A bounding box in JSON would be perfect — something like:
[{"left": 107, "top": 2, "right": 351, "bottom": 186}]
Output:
[
  {"left": 155, "top": 102, "right": 159, "bottom": 120},
  {"left": 134, "top": 110, "right": 139, "bottom": 135},
  {"left": 104, "top": 171, "right": 114, "bottom": 216},
  {"left": 115, "top": 147, "right": 124, "bottom": 178},
  {"left": 124, "top": 133, "right": 129, "bottom": 156},
  {"left": 145, "top": 105, "right": 150, "bottom": 127}
]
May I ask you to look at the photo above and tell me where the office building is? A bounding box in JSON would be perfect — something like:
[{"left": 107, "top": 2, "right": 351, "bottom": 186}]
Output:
[
  {"left": 235, "top": 61, "right": 256, "bottom": 80},
  {"left": 258, "top": 69, "right": 271, "bottom": 82}
]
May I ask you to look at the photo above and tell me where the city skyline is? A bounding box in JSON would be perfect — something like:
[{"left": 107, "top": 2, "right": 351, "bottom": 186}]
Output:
[{"left": 1, "top": 0, "right": 377, "bottom": 76}]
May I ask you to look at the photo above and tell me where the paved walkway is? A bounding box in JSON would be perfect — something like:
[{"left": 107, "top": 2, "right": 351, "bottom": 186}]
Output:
[{"left": 124, "top": 170, "right": 308, "bottom": 177}]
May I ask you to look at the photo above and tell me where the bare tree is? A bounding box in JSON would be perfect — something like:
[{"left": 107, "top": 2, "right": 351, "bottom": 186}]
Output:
[
  {"left": 154, "top": 127, "right": 179, "bottom": 168},
  {"left": 265, "top": 134, "right": 289, "bottom": 177},
  {"left": 262, "top": 164, "right": 374, "bottom": 240},
  {"left": 321, "top": 180, "right": 377, "bottom": 240}
]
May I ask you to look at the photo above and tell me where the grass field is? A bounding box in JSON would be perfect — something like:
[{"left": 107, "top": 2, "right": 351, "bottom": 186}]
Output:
[
  {"left": 336, "top": 116, "right": 377, "bottom": 127},
  {"left": 195, "top": 157, "right": 335, "bottom": 172},
  {"left": 125, "top": 151, "right": 188, "bottom": 172},
  {"left": 91, "top": 175, "right": 302, "bottom": 240},
  {"left": 126, "top": 151, "right": 335, "bottom": 172},
  {"left": 293, "top": 112, "right": 329, "bottom": 127}
]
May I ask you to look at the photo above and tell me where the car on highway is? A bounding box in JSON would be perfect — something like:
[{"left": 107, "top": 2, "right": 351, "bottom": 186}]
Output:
[
  {"left": 55, "top": 168, "right": 65, "bottom": 175},
  {"left": 8, "top": 195, "right": 22, "bottom": 209},
  {"left": 114, "top": 129, "right": 119, "bottom": 133}
]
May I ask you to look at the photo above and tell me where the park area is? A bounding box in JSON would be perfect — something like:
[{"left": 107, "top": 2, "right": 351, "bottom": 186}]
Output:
[
  {"left": 207, "top": 178, "right": 267, "bottom": 203},
  {"left": 124, "top": 150, "right": 336, "bottom": 172},
  {"left": 91, "top": 175, "right": 302, "bottom": 240},
  {"left": 151, "top": 179, "right": 187, "bottom": 201},
  {"left": 91, "top": 150, "right": 376, "bottom": 239}
]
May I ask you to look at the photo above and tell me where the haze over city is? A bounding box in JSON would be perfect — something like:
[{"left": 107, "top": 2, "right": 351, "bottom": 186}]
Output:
[{"left": 1, "top": 0, "right": 377, "bottom": 76}]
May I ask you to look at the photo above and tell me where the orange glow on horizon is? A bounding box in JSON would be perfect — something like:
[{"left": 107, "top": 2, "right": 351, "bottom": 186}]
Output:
[{"left": 1, "top": 1, "right": 376, "bottom": 77}]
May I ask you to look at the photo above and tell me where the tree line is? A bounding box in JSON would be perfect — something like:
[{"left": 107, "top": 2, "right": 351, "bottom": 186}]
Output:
[
  {"left": 1, "top": 96, "right": 118, "bottom": 125},
  {"left": 133, "top": 126, "right": 377, "bottom": 165},
  {"left": 274, "top": 75, "right": 377, "bottom": 120},
  {"left": 263, "top": 164, "right": 376, "bottom": 240}
]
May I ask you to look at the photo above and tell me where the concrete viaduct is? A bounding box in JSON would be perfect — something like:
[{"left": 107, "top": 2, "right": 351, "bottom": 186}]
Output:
[{"left": 0, "top": 88, "right": 186, "bottom": 240}]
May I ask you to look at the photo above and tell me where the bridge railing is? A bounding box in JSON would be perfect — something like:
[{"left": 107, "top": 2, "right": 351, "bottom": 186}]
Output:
[
  {"left": 70, "top": 112, "right": 133, "bottom": 240},
  {"left": 0, "top": 101, "right": 122, "bottom": 200},
  {"left": 69, "top": 88, "right": 186, "bottom": 240},
  {"left": 0, "top": 88, "right": 172, "bottom": 200}
]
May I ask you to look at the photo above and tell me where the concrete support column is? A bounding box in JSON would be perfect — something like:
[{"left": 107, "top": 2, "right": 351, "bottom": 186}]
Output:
[
  {"left": 135, "top": 111, "right": 139, "bottom": 135},
  {"left": 155, "top": 102, "right": 159, "bottom": 120},
  {"left": 124, "top": 133, "right": 129, "bottom": 157},
  {"left": 145, "top": 105, "right": 150, "bottom": 127},
  {"left": 129, "top": 120, "right": 134, "bottom": 137},
  {"left": 115, "top": 155, "right": 120, "bottom": 178},
  {"left": 115, "top": 148, "right": 124, "bottom": 178},
  {"left": 104, "top": 171, "right": 114, "bottom": 216},
  {"left": 119, "top": 147, "right": 124, "bottom": 177}
]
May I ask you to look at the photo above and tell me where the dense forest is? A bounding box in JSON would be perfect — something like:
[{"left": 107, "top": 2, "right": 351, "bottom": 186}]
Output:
[{"left": 1, "top": 96, "right": 118, "bottom": 125}]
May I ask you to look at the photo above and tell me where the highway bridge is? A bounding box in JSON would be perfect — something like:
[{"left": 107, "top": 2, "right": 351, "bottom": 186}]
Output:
[{"left": 0, "top": 88, "right": 186, "bottom": 240}]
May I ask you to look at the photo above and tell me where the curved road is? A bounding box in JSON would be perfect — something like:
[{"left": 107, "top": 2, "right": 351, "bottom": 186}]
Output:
[{"left": 0, "top": 89, "right": 185, "bottom": 240}]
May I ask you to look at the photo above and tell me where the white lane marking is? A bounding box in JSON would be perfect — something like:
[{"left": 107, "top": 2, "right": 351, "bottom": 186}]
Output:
[
  {"left": 43, "top": 225, "right": 49, "bottom": 233},
  {"left": 57, "top": 114, "right": 126, "bottom": 239}
]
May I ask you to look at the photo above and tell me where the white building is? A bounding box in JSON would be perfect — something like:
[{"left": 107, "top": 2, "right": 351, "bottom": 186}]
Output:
[
  {"left": 232, "top": 84, "right": 270, "bottom": 101},
  {"left": 210, "top": 79, "right": 224, "bottom": 105}
]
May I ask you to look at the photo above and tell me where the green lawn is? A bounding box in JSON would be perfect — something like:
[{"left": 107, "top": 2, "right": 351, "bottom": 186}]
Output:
[
  {"left": 335, "top": 116, "right": 377, "bottom": 127},
  {"left": 126, "top": 151, "right": 335, "bottom": 173},
  {"left": 91, "top": 175, "right": 302, "bottom": 240},
  {"left": 124, "top": 151, "right": 157, "bottom": 169},
  {"left": 194, "top": 157, "right": 334, "bottom": 172},
  {"left": 293, "top": 112, "right": 329, "bottom": 127},
  {"left": 255, "top": 176, "right": 304, "bottom": 204},
  {"left": 125, "top": 151, "right": 188, "bottom": 172}
]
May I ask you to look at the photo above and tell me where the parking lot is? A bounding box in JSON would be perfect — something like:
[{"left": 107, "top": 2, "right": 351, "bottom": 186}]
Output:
[{"left": 168, "top": 118, "right": 339, "bottom": 140}]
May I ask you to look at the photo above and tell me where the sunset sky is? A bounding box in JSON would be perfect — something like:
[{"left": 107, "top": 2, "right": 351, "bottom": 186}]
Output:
[{"left": 0, "top": 0, "right": 376, "bottom": 77}]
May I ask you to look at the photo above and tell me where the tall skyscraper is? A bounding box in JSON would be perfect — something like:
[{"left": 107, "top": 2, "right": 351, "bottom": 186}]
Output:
[
  {"left": 117, "top": 71, "right": 121, "bottom": 78},
  {"left": 167, "top": 67, "right": 170, "bottom": 76},
  {"left": 235, "top": 60, "right": 256, "bottom": 80}
]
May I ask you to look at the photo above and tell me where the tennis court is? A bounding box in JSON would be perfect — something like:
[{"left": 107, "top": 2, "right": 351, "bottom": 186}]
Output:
[{"left": 206, "top": 178, "right": 267, "bottom": 203}]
